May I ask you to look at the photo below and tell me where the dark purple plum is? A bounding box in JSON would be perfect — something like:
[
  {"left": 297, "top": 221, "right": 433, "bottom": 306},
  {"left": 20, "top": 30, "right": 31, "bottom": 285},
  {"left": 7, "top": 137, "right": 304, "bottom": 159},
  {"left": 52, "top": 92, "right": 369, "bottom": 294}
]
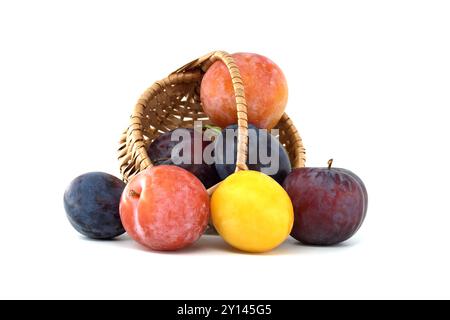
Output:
[
  {"left": 63, "top": 172, "right": 126, "bottom": 239},
  {"left": 335, "top": 167, "right": 368, "bottom": 231},
  {"left": 147, "top": 128, "right": 221, "bottom": 189},
  {"left": 214, "top": 124, "right": 292, "bottom": 184},
  {"left": 283, "top": 160, "right": 367, "bottom": 245}
]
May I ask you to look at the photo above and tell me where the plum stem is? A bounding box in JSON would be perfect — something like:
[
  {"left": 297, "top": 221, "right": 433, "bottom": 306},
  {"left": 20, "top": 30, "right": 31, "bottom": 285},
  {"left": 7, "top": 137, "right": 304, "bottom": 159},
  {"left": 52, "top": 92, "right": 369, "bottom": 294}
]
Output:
[
  {"left": 204, "top": 124, "right": 222, "bottom": 135},
  {"left": 129, "top": 189, "right": 140, "bottom": 198},
  {"left": 328, "top": 159, "right": 333, "bottom": 169}
]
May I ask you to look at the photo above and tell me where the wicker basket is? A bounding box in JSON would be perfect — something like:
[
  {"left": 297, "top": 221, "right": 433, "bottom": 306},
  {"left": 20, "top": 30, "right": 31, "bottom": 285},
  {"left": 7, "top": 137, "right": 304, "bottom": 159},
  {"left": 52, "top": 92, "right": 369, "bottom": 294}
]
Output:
[{"left": 118, "top": 51, "right": 306, "bottom": 193}]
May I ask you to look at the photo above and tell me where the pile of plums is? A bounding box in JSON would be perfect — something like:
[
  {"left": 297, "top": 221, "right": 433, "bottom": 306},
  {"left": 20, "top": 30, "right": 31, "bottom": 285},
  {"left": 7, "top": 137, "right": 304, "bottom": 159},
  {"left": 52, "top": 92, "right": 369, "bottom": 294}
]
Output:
[{"left": 64, "top": 52, "right": 368, "bottom": 253}]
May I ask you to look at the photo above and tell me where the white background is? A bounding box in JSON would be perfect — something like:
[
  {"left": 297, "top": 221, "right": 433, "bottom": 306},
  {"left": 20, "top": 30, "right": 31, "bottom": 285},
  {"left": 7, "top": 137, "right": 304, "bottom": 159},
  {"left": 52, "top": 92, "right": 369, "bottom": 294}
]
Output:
[{"left": 0, "top": 0, "right": 449, "bottom": 299}]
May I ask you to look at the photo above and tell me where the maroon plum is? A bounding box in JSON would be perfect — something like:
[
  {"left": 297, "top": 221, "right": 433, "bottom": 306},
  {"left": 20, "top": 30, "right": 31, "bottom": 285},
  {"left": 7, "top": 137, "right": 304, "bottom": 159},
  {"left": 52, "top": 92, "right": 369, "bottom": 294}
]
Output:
[
  {"left": 146, "top": 128, "right": 221, "bottom": 189},
  {"left": 283, "top": 160, "right": 367, "bottom": 245}
]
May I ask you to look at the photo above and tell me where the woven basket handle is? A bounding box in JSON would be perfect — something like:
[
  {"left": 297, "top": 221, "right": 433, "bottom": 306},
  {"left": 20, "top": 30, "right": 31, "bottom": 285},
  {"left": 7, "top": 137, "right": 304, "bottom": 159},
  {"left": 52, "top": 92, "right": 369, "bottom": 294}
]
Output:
[
  {"left": 174, "top": 51, "right": 249, "bottom": 172},
  {"left": 206, "top": 51, "right": 249, "bottom": 172}
]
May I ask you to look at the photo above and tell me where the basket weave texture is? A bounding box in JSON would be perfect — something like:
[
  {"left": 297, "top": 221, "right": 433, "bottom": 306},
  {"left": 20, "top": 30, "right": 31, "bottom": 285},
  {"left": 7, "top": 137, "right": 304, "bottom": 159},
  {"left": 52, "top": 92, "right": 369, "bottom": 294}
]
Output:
[{"left": 118, "top": 51, "right": 306, "bottom": 189}]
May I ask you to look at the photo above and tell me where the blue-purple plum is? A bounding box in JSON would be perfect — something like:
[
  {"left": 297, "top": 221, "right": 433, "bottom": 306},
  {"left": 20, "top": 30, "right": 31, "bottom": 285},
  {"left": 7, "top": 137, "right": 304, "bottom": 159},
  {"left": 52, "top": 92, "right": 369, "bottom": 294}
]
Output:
[
  {"left": 64, "top": 172, "right": 126, "bottom": 239},
  {"left": 214, "top": 124, "right": 292, "bottom": 185}
]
